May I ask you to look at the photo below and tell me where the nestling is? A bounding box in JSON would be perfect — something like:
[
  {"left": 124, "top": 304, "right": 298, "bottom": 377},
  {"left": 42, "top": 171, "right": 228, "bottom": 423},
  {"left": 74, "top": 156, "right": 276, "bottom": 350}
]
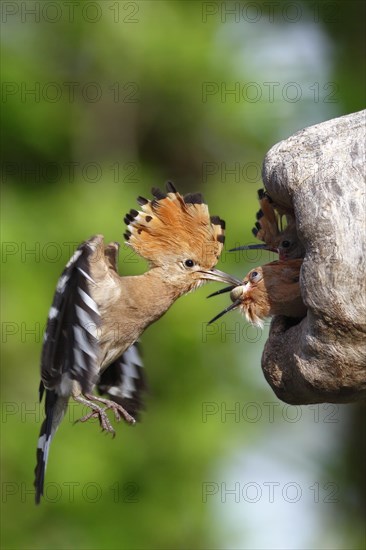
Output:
[
  {"left": 230, "top": 188, "right": 305, "bottom": 261},
  {"left": 34, "top": 182, "right": 237, "bottom": 503},
  {"left": 208, "top": 259, "right": 307, "bottom": 327}
]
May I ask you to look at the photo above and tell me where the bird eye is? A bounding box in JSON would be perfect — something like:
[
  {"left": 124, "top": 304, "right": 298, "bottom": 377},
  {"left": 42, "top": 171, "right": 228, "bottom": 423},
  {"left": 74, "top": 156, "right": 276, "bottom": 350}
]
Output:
[
  {"left": 250, "top": 270, "right": 262, "bottom": 283},
  {"left": 281, "top": 240, "right": 291, "bottom": 248},
  {"left": 184, "top": 259, "right": 195, "bottom": 268}
]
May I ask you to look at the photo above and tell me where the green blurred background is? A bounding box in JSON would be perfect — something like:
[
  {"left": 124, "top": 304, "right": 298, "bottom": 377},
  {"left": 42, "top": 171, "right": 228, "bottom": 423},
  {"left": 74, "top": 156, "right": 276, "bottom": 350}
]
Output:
[{"left": 1, "top": 1, "right": 365, "bottom": 549}]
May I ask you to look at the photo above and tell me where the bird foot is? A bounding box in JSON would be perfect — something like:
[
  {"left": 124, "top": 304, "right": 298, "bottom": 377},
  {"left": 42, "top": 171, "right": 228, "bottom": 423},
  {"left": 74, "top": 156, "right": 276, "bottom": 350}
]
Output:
[
  {"left": 84, "top": 394, "right": 136, "bottom": 426},
  {"left": 77, "top": 407, "right": 116, "bottom": 436},
  {"left": 73, "top": 394, "right": 136, "bottom": 436}
]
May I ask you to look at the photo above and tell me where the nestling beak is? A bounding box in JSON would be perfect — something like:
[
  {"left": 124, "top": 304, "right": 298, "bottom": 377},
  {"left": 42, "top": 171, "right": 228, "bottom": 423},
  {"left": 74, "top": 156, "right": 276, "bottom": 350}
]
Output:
[
  {"left": 200, "top": 269, "right": 243, "bottom": 324},
  {"left": 207, "top": 285, "right": 236, "bottom": 298},
  {"left": 207, "top": 282, "right": 248, "bottom": 324},
  {"left": 208, "top": 299, "right": 242, "bottom": 324},
  {"left": 229, "top": 244, "right": 277, "bottom": 253},
  {"left": 199, "top": 269, "right": 242, "bottom": 286}
]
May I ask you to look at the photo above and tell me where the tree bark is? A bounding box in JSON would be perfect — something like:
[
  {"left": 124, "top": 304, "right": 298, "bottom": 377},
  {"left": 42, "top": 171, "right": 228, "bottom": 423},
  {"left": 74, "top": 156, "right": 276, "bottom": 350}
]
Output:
[{"left": 261, "top": 109, "right": 366, "bottom": 404}]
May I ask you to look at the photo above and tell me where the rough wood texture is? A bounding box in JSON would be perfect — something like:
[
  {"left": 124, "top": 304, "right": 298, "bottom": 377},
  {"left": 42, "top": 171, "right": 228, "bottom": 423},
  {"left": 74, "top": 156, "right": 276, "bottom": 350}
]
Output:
[{"left": 261, "top": 110, "right": 366, "bottom": 404}]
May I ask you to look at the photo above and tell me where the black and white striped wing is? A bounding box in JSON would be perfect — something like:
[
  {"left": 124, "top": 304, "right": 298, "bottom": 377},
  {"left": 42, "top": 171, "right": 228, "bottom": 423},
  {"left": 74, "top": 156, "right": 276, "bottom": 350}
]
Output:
[
  {"left": 41, "top": 238, "right": 101, "bottom": 396},
  {"left": 97, "top": 341, "right": 147, "bottom": 419}
]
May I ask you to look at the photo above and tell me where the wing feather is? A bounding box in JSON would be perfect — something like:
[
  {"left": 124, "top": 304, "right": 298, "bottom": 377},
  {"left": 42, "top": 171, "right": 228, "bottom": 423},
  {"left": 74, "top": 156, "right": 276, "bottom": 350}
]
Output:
[
  {"left": 40, "top": 238, "right": 101, "bottom": 396},
  {"left": 97, "top": 341, "right": 147, "bottom": 419}
]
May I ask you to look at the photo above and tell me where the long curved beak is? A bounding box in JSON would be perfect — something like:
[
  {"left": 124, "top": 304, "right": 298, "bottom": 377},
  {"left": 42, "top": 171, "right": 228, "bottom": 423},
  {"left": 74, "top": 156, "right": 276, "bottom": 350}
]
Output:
[
  {"left": 207, "top": 285, "right": 236, "bottom": 298},
  {"left": 208, "top": 299, "right": 242, "bottom": 325},
  {"left": 229, "top": 244, "right": 276, "bottom": 253},
  {"left": 199, "top": 269, "right": 241, "bottom": 286}
]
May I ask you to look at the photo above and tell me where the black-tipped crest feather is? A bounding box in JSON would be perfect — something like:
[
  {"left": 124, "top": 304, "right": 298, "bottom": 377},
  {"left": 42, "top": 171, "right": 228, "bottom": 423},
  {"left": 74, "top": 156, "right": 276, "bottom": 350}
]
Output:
[
  {"left": 151, "top": 187, "right": 167, "bottom": 200},
  {"left": 166, "top": 181, "right": 177, "bottom": 193},
  {"left": 184, "top": 193, "right": 204, "bottom": 205}
]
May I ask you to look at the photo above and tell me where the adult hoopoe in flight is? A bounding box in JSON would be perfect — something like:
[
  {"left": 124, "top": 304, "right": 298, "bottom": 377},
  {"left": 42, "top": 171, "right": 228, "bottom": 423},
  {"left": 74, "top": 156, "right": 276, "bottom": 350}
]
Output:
[
  {"left": 35, "top": 182, "right": 238, "bottom": 504},
  {"left": 230, "top": 188, "right": 305, "bottom": 261}
]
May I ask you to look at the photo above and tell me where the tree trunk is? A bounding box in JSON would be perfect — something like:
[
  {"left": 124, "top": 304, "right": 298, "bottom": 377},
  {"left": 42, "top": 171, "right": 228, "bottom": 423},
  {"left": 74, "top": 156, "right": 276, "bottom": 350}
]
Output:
[{"left": 261, "top": 109, "right": 366, "bottom": 404}]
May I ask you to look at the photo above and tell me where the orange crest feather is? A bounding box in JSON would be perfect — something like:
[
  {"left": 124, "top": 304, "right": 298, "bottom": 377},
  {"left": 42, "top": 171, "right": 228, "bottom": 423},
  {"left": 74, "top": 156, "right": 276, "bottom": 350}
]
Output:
[
  {"left": 252, "top": 189, "right": 304, "bottom": 259},
  {"left": 124, "top": 182, "right": 225, "bottom": 268},
  {"left": 254, "top": 189, "right": 281, "bottom": 246}
]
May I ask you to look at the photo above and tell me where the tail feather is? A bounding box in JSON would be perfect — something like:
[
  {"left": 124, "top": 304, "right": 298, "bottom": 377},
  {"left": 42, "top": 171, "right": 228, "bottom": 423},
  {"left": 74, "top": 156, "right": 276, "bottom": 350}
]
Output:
[{"left": 34, "top": 390, "right": 68, "bottom": 504}]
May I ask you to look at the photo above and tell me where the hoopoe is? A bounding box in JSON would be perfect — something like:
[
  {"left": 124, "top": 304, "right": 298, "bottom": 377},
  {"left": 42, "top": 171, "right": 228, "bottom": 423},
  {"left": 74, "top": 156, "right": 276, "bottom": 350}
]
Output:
[
  {"left": 208, "top": 188, "right": 306, "bottom": 325},
  {"left": 35, "top": 182, "right": 238, "bottom": 504},
  {"left": 208, "top": 259, "right": 306, "bottom": 327},
  {"left": 230, "top": 188, "right": 305, "bottom": 261}
]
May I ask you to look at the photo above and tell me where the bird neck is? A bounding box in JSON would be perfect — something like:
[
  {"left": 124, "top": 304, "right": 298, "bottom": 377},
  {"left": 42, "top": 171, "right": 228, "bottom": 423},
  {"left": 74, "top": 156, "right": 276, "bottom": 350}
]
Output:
[
  {"left": 98, "top": 267, "right": 183, "bottom": 369},
  {"left": 119, "top": 267, "right": 182, "bottom": 328}
]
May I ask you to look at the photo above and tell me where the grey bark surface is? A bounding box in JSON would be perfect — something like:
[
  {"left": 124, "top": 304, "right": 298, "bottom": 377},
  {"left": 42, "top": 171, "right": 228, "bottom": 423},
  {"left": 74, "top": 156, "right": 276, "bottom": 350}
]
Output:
[{"left": 261, "top": 109, "right": 366, "bottom": 404}]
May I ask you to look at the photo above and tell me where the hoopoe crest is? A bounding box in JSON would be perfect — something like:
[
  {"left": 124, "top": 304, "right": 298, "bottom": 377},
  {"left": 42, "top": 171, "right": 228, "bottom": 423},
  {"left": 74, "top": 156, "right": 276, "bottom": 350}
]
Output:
[
  {"left": 230, "top": 188, "right": 305, "bottom": 261},
  {"left": 124, "top": 182, "right": 226, "bottom": 292}
]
